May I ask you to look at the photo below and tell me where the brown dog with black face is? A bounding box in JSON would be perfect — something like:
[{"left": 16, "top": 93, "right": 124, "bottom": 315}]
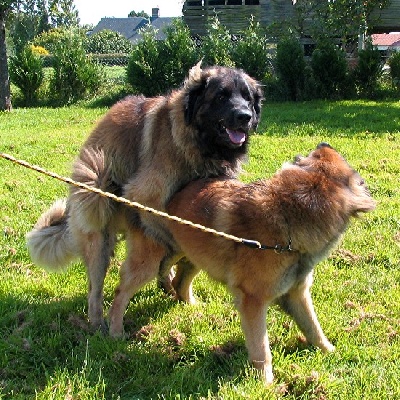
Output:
[
  {"left": 108, "top": 143, "right": 375, "bottom": 384},
  {"left": 27, "top": 63, "right": 263, "bottom": 332}
]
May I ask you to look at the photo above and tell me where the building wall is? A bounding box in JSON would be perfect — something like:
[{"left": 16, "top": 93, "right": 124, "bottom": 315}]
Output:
[{"left": 183, "top": 0, "right": 294, "bottom": 35}]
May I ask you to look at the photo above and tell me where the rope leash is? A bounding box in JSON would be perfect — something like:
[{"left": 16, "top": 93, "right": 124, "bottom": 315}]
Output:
[{"left": 0, "top": 152, "right": 293, "bottom": 253}]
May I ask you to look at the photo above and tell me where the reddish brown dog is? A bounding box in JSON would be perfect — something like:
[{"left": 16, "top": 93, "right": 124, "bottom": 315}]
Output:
[{"left": 108, "top": 143, "right": 375, "bottom": 384}]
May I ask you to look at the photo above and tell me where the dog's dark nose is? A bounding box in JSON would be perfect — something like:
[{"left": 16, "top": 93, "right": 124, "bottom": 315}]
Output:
[
  {"left": 235, "top": 110, "right": 252, "bottom": 124},
  {"left": 317, "top": 142, "right": 332, "bottom": 149}
]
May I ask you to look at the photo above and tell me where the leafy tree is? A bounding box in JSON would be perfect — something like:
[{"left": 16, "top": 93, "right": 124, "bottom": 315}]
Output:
[
  {"left": 49, "top": 0, "right": 79, "bottom": 28},
  {"left": 1, "top": 0, "right": 81, "bottom": 110},
  {"left": 128, "top": 10, "right": 149, "bottom": 18},
  {"left": 293, "top": 0, "right": 391, "bottom": 45}
]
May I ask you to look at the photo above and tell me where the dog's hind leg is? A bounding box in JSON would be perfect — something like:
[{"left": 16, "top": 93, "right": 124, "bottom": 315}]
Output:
[
  {"left": 108, "top": 229, "right": 167, "bottom": 338},
  {"left": 277, "top": 273, "right": 335, "bottom": 353},
  {"left": 172, "top": 258, "right": 200, "bottom": 304},
  {"left": 81, "top": 228, "right": 116, "bottom": 332}
]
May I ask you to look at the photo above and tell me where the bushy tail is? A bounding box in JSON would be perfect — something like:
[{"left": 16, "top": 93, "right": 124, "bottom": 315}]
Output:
[{"left": 26, "top": 199, "right": 78, "bottom": 272}]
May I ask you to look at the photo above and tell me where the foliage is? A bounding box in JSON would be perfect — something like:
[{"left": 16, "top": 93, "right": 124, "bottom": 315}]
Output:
[
  {"left": 159, "top": 18, "right": 199, "bottom": 89},
  {"left": 84, "top": 29, "right": 133, "bottom": 54},
  {"left": 127, "top": 19, "right": 198, "bottom": 96},
  {"left": 128, "top": 10, "right": 149, "bottom": 18},
  {"left": 8, "top": 43, "right": 44, "bottom": 105},
  {"left": 311, "top": 41, "right": 348, "bottom": 99},
  {"left": 48, "top": 0, "right": 79, "bottom": 28},
  {"left": 50, "top": 29, "right": 103, "bottom": 104},
  {"left": 232, "top": 17, "right": 273, "bottom": 81},
  {"left": 353, "top": 40, "right": 382, "bottom": 98},
  {"left": 126, "top": 27, "right": 164, "bottom": 96},
  {"left": 275, "top": 36, "right": 306, "bottom": 101},
  {"left": 30, "top": 43, "right": 48, "bottom": 55},
  {"left": 33, "top": 27, "right": 85, "bottom": 54},
  {"left": 387, "top": 51, "right": 400, "bottom": 89},
  {"left": 293, "top": 0, "right": 391, "bottom": 44},
  {"left": 200, "top": 16, "right": 234, "bottom": 67}
]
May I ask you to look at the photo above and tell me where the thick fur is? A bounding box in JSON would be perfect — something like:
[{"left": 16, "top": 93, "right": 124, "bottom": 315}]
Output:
[
  {"left": 107, "top": 143, "right": 376, "bottom": 384},
  {"left": 26, "top": 64, "right": 263, "bottom": 331}
]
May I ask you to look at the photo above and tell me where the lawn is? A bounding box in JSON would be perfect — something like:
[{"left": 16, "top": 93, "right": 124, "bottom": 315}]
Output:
[{"left": 0, "top": 100, "right": 399, "bottom": 399}]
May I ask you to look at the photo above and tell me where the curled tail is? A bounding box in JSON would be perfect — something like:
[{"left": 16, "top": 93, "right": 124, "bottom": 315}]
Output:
[{"left": 26, "top": 199, "right": 78, "bottom": 272}]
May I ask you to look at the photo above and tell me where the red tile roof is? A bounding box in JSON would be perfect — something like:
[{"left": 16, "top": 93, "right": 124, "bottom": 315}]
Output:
[{"left": 372, "top": 33, "right": 400, "bottom": 47}]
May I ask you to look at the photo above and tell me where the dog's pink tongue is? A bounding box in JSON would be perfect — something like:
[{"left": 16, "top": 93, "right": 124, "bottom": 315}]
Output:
[{"left": 227, "top": 129, "right": 246, "bottom": 145}]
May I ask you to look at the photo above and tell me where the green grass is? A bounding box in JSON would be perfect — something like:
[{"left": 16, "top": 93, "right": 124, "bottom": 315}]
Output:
[{"left": 0, "top": 100, "right": 399, "bottom": 399}]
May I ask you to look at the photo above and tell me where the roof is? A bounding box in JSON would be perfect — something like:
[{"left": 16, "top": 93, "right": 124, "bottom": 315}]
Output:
[
  {"left": 372, "top": 33, "right": 400, "bottom": 49},
  {"left": 91, "top": 17, "right": 176, "bottom": 43}
]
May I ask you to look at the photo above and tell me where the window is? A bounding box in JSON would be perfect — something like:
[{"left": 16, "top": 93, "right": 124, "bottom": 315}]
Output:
[
  {"left": 208, "top": 0, "right": 225, "bottom": 5},
  {"left": 245, "top": 0, "right": 259, "bottom": 4},
  {"left": 227, "top": 0, "right": 242, "bottom": 4}
]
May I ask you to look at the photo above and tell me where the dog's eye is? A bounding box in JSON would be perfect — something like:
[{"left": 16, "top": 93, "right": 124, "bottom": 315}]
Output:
[{"left": 241, "top": 91, "right": 252, "bottom": 102}]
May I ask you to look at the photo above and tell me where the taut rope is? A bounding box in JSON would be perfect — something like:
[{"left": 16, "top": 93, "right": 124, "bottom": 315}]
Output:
[{"left": 0, "top": 152, "right": 293, "bottom": 253}]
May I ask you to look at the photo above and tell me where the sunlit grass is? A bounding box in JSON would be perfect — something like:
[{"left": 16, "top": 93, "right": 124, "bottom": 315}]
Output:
[{"left": 0, "top": 100, "right": 399, "bottom": 399}]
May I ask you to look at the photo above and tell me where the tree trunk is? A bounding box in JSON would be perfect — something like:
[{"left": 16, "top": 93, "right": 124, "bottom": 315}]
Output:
[{"left": 0, "top": 11, "right": 12, "bottom": 111}]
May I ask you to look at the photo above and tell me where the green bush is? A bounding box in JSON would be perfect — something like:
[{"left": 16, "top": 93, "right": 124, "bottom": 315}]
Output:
[
  {"left": 9, "top": 44, "right": 44, "bottom": 106},
  {"left": 127, "top": 20, "right": 198, "bottom": 96},
  {"left": 200, "top": 17, "right": 234, "bottom": 67},
  {"left": 275, "top": 36, "right": 306, "bottom": 101},
  {"left": 50, "top": 30, "right": 103, "bottom": 104},
  {"left": 85, "top": 29, "right": 133, "bottom": 54},
  {"left": 311, "top": 41, "right": 347, "bottom": 99},
  {"left": 232, "top": 17, "right": 273, "bottom": 81},
  {"left": 158, "top": 19, "right": 199, "bottom": 89},
  {"left": 388, "top": 51, "right": 400, "bottom": 89},
  {"left": 353, "top": 41, "right": 382, "bottom": 98},
  {"left": 33, "top": 28, "right": 86, "bottom": 54}
]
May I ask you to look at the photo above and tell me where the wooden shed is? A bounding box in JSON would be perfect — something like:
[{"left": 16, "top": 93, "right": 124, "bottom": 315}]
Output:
[
  {"left": 183, "top": 0, "right": 400, "bottom": 36},
  {"left": 183, "top": 0, "right": 295, "bottom": 36},
  {"left": 369, "top": 0, "right": 400, "bottom": 33}
]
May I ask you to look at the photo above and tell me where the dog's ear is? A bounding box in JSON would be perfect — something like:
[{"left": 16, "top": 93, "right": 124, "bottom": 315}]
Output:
[
  {"left": 254, "top": 86, "right": 263, "bottom": 124},
  {"left": 184, "top": 61, "right": 208, "bottom": 125},
  {"left": 250, "top": 83, "right": 263, "bottom": 128}
]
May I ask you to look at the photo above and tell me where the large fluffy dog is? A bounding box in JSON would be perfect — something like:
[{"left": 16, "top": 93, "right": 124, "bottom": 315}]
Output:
[
  {"left": 108, "top": 143, "right": 375, "bottom": 384},
  {"left": 27, "top": 63, "right": 263, "bottom": 331}
]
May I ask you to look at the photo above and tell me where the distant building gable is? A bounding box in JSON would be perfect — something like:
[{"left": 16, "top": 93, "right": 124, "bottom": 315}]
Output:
[{"left": 90, "top": 8, "right": 177, "bottom": 44}]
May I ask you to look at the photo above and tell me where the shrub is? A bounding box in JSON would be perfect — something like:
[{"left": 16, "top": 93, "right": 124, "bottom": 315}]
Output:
[
  {"left": 200, "top": 17, "right": 234, "bottom": 67},
  {"left": 160, "top": 19, "right": 199, "bottom": 85},
  {"left": 127, "top": 19, "right": 198, "bottom": 96},
  {"left": 50, "top": 30, "right": 103, "bottom": 104},
  {"left": 126, "top": 27, "right": 166, "bottom": 96},
  {"left": 353, "top": 41, "right": 382, "bottom": 98},
  {"left": 33, "top": 28, "right": 86, "bottom": 54},
  {"left": 232, "top": 17, "right": 273, "bottom": 81},
  {"left": 388, "top": 51, "right": 400, "bottom": 89},
  {"left": 311, "top": 41, "right": 347, "bottom": 99},
  {"left": 85, "top": 30, "right": 133, "bottom": 54},
  {"left": 9, "top": 44, "right": 44, "bottom": 106},
  {"left": 275, "top": 36, "right": 306, "bottom": 101}
]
